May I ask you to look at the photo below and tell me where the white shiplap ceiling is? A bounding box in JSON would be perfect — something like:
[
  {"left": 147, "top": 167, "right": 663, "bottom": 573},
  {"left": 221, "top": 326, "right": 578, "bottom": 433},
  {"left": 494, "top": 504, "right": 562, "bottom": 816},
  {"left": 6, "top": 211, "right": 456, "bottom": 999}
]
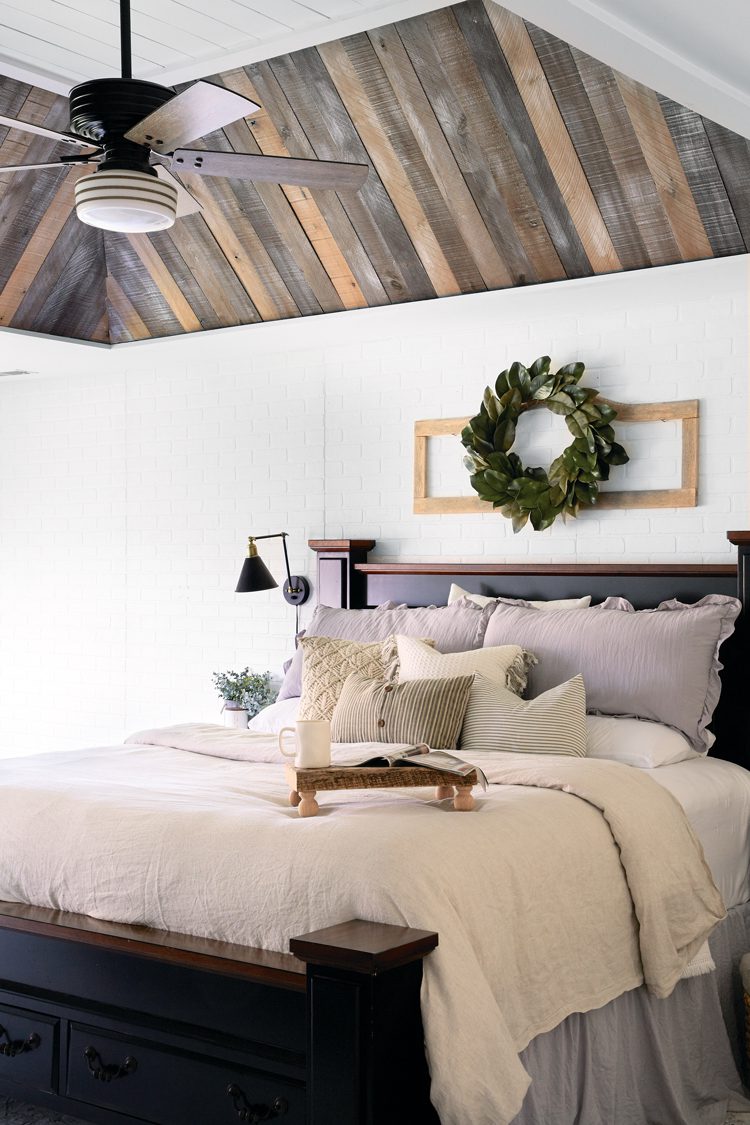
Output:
[{"left": 0, "top": 0, "right": 452, "bottom": 93}]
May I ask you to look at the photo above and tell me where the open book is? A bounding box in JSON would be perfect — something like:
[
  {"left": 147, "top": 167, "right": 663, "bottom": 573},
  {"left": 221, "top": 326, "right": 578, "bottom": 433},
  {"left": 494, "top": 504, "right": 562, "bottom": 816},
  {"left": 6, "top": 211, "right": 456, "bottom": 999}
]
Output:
[{"left": 349, "top": 745, "right": 487, "bottom": 789}]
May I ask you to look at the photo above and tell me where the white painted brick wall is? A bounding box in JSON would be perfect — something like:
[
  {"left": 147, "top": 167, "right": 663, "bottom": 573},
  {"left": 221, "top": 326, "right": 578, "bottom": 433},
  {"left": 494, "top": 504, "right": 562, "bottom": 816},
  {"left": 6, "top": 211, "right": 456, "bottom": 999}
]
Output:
[{"left": 0, "top": 256, "right": 747, "bottom": 754}]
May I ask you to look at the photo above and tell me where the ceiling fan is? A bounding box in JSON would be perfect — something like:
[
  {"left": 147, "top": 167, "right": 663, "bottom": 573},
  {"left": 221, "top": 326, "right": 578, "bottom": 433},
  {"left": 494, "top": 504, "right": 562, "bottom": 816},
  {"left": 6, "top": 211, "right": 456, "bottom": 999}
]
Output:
[{"left": 0, "top": 0, "right": 369, "bottom": 234}]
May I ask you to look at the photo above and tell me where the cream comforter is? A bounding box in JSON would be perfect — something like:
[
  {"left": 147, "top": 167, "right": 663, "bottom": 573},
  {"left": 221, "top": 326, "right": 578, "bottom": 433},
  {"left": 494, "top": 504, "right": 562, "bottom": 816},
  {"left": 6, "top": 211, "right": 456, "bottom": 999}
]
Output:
[{"left": 0, "top": 725, "right": 726, "bottom": 1125}]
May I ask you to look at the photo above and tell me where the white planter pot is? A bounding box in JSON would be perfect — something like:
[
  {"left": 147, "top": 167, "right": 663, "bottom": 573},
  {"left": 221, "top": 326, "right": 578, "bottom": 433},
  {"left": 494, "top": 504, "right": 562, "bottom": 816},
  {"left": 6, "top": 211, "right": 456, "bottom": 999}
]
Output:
[{"left": 224, "top": 707, "right": 249, "bottom": 729}]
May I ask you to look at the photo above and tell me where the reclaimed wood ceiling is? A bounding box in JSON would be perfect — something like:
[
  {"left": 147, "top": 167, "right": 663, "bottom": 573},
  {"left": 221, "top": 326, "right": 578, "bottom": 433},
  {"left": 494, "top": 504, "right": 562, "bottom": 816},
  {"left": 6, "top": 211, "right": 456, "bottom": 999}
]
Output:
[{"left": 0, "top": 0, "right": 749, "bottom": 345}]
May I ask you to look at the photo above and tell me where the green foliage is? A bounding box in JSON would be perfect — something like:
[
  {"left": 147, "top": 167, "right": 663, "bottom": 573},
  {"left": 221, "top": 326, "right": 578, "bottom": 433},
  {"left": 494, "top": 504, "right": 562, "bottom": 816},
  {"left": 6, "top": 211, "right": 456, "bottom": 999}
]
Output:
[
  {"left": 461, "top": 356, "right": 629, "bottom": 532},
  {"left": 212, "top": 667, "right": 277, "bottom": 718}
]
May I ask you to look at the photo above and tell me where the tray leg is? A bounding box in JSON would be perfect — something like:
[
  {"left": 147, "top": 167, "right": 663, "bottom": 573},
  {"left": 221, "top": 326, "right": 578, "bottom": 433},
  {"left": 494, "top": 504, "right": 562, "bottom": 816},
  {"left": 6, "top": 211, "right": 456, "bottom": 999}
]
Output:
[
  {"left": 290, "top": 789, "right": 301, "bottom": 808},
  {"left": 453, "top": 786, "right": 476, "bottom": 811},
  {"left": 435, "top": 785, "right": 455, "bottom": 801},
  {"left": 299, "top": 790, "right": 319, "bottom": 817}
]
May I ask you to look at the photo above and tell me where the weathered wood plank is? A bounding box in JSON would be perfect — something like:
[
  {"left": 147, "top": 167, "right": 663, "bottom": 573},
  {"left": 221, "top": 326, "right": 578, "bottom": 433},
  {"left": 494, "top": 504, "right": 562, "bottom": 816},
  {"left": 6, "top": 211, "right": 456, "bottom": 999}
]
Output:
[
  {"left": 104, "top": 233, "right": 186, "bottom": 339},
  {"left": 272, "top": 47, "right": 436, "bottom": 303},
  {"left": 319, "top": 35, "right": 466, "bottom": 297},
  {"left": 658, "top": 96, "right": 745, "bottom": 257},
  {"left": 244, "top": 59, "right": 389, "bottom": 309},
  {"left": 221, "top": 67, "right": 367, "bottom": 311},
  {"left": 220, "top": 116, "right": 344, "bottom": 314},
  {"left": 148, "top": 227, "right": 228, "bottom": 331},
  {"left": 105, "top": 273, "right": 150, "bottom": 342},
  {"left": 0, "top": 164, "right": 83, "bottom": 326},
  {"left": 166, "top": 214, "right": 262, "bottom": 327},
  {"left": 367, "top": 23, "right": 511, "bottom": 290},
  {"left": 172, "top": 170, "right": 300, "bottom": 322},
  {"left": 12, "top": 217, "right": 106, "bottom": 342},
  {"left": 484, "top": 5, "right": 620, "bottom": 274},
  {"left": 453, "top": 0, "right": 592, "bottom": 279},
  {"left": 127, "top": 233, "right": 203, "bottom": 333},
  {"left": 701, "top": 118, "right": 750, "bottom": 248},
  {"left": 571, "top": 46, "right": 681, "bottom": 266},
  {"left": 398, "top": 11, "right": 553, "bottom": 285},
  {"left": 616, "top": 74, "right": 713, "bottom": 262}
]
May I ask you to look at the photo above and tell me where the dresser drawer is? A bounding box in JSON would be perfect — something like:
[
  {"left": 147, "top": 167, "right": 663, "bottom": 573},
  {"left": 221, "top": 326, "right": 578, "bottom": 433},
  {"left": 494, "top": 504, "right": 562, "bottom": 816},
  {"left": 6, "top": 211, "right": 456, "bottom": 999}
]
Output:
[
  {"left": 0, "top": 1001, "right": 57, "bottom": 1093},
  {"left": 67, "top": 1023, "right": 305, "bottom": 1125}
]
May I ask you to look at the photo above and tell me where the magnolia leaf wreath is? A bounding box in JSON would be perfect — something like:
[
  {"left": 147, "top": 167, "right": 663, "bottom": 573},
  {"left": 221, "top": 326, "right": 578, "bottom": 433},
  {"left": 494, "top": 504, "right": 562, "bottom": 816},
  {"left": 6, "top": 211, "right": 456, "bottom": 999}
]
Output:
[{"left": 461, "top": 356, "right": 629, "bottom": 533}]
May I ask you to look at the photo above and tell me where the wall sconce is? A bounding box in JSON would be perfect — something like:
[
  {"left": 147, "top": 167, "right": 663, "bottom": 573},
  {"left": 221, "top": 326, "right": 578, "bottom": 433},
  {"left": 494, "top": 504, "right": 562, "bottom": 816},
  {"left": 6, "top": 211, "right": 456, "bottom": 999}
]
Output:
[{"left": 235, "top": 532, "right": 310, "bottom": 606}]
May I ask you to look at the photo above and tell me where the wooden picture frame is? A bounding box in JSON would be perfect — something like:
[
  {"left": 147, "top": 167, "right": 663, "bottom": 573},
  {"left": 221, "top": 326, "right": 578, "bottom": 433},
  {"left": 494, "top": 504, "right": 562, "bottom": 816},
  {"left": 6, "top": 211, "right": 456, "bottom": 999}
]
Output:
[{"left": 413, "top": 399, "right": 699, "bottom": 515}]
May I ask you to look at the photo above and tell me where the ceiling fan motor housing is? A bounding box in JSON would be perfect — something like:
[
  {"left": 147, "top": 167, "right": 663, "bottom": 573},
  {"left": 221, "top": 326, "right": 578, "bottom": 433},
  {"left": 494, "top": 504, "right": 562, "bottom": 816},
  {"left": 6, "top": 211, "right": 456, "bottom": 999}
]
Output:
[{"left": 69, "top": 78, "right": 174, "bottom": 172}]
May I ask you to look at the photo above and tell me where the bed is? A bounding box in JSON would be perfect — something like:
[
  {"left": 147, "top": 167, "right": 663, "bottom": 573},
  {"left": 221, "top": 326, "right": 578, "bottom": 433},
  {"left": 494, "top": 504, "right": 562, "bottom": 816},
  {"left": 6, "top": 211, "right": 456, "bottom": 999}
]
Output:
[{"left": 0, "top": 533, "right": 749, "bottom": 1125}]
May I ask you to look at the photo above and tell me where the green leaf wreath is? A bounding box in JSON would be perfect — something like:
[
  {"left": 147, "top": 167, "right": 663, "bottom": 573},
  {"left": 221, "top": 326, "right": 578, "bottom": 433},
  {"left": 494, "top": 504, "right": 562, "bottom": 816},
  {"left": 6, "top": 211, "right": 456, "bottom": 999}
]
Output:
[{"left": 461, "top": 356, "right": 629, "bottom": 533}]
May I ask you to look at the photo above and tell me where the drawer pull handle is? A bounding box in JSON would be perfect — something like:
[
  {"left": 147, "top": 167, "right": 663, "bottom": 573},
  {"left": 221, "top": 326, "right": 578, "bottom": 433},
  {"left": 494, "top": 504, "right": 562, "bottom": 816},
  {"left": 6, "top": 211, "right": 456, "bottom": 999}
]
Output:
[
  {"left": 83, "top": 1046, "right": 138, "bottom": 1083},
  {"left": 0, "top": 1026, "right": 41, "bottom": 1058},
  {"left": 227, "top": 1082, "right": 288, "bottom": 1121}
]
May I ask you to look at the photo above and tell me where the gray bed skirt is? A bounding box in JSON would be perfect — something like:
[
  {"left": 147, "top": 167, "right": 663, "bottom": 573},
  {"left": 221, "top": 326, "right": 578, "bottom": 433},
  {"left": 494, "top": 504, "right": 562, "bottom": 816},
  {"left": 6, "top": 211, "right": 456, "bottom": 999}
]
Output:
[{"left": 513, "top": 901, "right": 750, "bottom": 1125}]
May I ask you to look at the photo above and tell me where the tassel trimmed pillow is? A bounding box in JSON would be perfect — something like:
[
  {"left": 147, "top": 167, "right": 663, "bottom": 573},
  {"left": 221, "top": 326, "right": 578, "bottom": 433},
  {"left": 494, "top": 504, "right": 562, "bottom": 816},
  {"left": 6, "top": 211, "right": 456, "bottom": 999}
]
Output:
[{"left": 394, "top": 635, "right": 532, "bottom": 695}]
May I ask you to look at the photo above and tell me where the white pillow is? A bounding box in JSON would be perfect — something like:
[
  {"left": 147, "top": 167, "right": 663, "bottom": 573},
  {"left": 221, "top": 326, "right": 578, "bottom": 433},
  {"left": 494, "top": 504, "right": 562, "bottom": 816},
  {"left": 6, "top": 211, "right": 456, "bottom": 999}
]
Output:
[
  {"left": 460, "top": 673, "right": 587, "bottom": 757},
  {"left": 247, "top": 697, "right": 300, "bottom": 733},
  {"left": 448, "top": 582, "right": 591, "bottom": 611},
  {"left": 586, "top": 715, "right": 698, "bottom": 768},
  {"left": 395, "top": 634, "right": 530, "bottom": 695}
]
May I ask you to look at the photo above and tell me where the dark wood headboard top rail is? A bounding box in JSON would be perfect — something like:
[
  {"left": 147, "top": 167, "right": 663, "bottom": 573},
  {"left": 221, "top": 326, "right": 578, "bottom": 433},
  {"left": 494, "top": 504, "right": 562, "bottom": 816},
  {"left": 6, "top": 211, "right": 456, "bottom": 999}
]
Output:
[{"left": 357, "top": 562, "right": 736, "bottom": 577}]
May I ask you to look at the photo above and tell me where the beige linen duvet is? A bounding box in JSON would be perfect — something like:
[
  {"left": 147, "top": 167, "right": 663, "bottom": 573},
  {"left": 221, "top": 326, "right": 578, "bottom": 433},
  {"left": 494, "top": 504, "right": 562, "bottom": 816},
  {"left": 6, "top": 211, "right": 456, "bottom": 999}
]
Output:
[{"left": 0, "top": 725, "right": 725, "bottom": 1125}]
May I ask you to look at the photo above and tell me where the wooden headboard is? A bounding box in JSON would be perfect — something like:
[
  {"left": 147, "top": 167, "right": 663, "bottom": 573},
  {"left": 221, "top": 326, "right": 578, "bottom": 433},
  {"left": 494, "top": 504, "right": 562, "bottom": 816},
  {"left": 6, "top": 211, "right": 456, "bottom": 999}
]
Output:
[{"left": 309, "top": 533, "right": 750, "bottom": 771}]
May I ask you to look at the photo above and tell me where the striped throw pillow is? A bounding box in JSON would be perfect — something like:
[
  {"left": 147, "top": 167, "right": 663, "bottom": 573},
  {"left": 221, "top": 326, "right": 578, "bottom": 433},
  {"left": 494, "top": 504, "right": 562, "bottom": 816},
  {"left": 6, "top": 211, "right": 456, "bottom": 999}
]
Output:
[
  {"left": 460, "top": 673, "right": 587, "bottom": 757},
  {"left": 331, "top": 671, "right": 474, "bottom": 749}
]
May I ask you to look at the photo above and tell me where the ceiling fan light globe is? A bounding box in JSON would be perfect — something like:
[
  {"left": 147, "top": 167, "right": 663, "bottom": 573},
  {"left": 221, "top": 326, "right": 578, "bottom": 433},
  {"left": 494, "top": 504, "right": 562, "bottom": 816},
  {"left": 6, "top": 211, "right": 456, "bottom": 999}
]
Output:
[{"left": 74, "top": 168, "right": 178, "bottom": 233}]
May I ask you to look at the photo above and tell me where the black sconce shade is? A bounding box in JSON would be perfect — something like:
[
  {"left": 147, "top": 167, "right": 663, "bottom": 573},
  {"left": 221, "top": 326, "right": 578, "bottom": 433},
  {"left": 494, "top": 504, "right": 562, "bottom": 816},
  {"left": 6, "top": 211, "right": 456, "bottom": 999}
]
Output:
[{"left": 235, "top": 553, "right": 278, "bottom": 594}]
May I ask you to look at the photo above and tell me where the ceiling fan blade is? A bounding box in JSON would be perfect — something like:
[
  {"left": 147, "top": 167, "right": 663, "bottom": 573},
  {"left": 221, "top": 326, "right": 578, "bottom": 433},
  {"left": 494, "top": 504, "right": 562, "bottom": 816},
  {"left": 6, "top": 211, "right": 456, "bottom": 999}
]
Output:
[
  {"left": 124, "top": 81, "right": 260, "bottom": 154},
  {"left": 154, "top": 164, "right": 203, "bottom": 217},
  {"left": 171, "top": 149, "right": 369, "bottom": 191},
  {"left": 0, "top": 114, "right": 99, "bottom": 152},
  {"left": 0, "top": 156, "right": 98, "bottom": 173}
]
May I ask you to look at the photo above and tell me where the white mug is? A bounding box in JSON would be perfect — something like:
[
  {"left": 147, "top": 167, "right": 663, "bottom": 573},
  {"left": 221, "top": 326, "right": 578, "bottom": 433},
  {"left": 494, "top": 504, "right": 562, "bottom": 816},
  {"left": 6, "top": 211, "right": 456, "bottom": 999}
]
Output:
[{"left": 278, "top": 720, "right": 331, "bottom": 769}]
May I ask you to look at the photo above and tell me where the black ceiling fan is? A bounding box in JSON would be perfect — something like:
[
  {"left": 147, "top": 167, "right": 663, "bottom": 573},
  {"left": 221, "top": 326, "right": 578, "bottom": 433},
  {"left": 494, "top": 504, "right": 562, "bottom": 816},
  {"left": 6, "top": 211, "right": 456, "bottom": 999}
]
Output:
[{"left": 0, "top": 0, "right": 368, "bottom": 233}]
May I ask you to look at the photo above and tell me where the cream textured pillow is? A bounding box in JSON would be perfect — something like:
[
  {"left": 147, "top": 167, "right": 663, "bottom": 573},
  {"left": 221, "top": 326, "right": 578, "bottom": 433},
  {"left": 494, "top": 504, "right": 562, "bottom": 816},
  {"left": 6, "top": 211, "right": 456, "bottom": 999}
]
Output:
[
  {"left": 395, "top": 635, "right": 531, "bottom": 696},
  {"left": 331, "top": 671, "right": 474, "bottom": 749},
  {"left": 460, "top": 674, "right": 587, "bottom": 757},
  {"left": 449, "top": 582, "right": 591, "bottom": 611},
  {"left": 298, "top": 635, "right": 435, "bottom": 721}
]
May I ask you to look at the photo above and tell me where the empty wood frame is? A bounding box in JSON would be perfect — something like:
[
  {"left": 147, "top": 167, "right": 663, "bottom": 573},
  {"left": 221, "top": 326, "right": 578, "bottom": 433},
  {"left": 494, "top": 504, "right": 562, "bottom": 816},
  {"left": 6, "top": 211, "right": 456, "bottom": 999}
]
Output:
[{"left": 413, "top": 398, "right": 699, "bottom": 515}]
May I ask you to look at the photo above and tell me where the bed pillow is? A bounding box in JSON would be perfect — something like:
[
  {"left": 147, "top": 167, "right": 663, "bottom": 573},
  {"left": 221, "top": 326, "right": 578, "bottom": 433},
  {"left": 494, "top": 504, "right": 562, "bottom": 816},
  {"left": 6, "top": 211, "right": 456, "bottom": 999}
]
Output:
[
  {"left": 460, "top": 673, "right": 587, "bottom": 757},
  {"left": 394, "top": 634, "right": 531, "bottom": 695},
  {"left": 297, "top": 635, "right": 434, "bottom": 721},
  {"left": 483, "top": 595, "right": 740, "bottom": 754},
  {"left": 330, "top": 671, "right": 473, "bottom": 749},
  {"left": 279, "top": 599, "right": 494, "bottom": 700},
  {"left": 585, "top": 716, "right": 698, "bottom": 768},
  {"left": 247, "top": 696, "right": 301, "bottom": 733},
  {"left": 449, "top": 582, "right": 591, "bottom": 611}
]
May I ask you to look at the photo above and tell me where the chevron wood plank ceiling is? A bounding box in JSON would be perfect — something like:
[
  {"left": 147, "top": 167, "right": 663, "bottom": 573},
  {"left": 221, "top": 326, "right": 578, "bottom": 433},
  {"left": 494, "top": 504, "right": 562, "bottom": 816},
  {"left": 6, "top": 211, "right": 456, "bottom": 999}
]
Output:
[{"left": 0, "top": 0, "right": 748, "bottom": 345}]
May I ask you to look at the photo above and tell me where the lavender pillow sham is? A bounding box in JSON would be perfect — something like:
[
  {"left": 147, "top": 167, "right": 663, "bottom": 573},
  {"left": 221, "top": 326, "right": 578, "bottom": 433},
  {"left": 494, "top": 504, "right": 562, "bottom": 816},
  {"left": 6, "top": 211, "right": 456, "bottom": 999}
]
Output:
[
  {"left": 278, "top": 599, "right": 493, "bottom": 700},
  {"left": 483, "top": 595, "right": 740, "bottom": 754}
]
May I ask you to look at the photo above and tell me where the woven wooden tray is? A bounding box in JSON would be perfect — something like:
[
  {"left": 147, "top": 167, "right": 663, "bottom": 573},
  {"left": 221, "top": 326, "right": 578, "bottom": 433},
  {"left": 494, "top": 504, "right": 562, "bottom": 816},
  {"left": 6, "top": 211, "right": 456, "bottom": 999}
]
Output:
[{"left": 284, "top": 763, "right": 478, "bottom": 817}]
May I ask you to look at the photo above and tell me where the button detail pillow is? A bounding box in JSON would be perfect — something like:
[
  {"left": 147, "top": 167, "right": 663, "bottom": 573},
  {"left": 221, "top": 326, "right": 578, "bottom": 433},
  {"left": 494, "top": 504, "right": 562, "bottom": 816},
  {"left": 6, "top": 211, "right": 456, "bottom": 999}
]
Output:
[
  {"left": 482, "top": 594, "right": 741, "bottom": 753},
  {"left": 330, "top": 671, "right": 474, "bottom": 749},
  {"left": 460, "top": 674, "right": 587, "bottom": 757}
]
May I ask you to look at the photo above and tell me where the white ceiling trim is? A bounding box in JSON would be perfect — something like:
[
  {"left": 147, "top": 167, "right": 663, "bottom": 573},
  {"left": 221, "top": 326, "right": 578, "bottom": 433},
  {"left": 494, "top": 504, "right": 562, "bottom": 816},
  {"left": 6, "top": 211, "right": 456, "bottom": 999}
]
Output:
[{"left": 497, "top": 0, "right": 750, "bottom": 139}]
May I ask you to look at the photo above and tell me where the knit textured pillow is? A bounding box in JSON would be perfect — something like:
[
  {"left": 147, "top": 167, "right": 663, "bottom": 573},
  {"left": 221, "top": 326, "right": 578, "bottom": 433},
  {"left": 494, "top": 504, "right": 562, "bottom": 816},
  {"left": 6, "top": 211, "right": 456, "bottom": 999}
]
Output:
[
  {"left": 298, "top": 635, "right": 436, "bottom": 721},
  {"left": 331, "top": 671, "right": 474, "bottom": 749},
  {"left": 460, "top": 674, "right": 587, "bottom": 757}
]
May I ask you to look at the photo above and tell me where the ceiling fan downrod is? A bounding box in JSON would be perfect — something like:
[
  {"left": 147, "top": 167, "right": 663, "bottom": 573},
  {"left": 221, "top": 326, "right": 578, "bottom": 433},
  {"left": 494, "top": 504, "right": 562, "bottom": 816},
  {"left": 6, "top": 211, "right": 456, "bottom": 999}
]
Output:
[{"left": 120, "top": 0, "right": 132, "bottom": 81}]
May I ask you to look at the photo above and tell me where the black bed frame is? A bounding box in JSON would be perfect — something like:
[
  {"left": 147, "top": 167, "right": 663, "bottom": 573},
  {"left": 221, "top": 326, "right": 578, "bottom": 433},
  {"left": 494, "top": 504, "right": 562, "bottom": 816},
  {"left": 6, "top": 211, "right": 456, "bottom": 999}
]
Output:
[{"left": 1, "top": 532, "right": 748, "bottom": 1124}]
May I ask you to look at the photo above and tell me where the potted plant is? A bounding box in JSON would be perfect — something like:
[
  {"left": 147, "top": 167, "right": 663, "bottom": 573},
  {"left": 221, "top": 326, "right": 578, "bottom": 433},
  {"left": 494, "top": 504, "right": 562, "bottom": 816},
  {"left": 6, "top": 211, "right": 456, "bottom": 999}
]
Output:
[{"left": 212, "top": 668, "right": 277, "bottom": 728}]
